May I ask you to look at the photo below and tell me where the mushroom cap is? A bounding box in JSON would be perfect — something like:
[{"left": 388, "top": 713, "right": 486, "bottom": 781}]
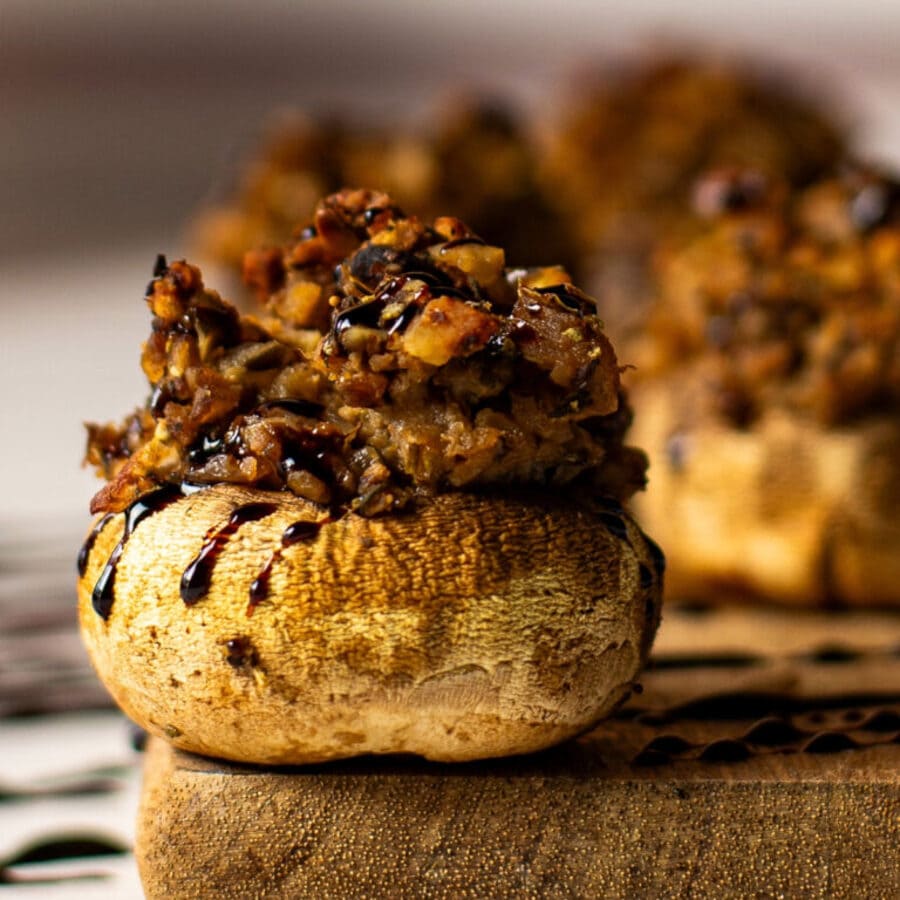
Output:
[
  {"left": 78, "top": 485, "right": 663, "bottom": 764},
  {"left": 630, "top": 376, "right": 900, "bottom": 606}
]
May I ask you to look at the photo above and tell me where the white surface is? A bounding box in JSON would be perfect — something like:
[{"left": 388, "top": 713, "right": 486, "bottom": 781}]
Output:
[
  {"left": 0, "top": 247, "right": 155, "bottom": 527},
  {"left": 0, "top": 711, "right": 143, "bottom": 898}
]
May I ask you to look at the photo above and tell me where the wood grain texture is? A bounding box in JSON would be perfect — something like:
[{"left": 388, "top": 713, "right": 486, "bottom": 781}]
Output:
[
  {"left": 138, "top": 739, "right": 898, "bottom": 899},
  {"left": 136, "top": 607, "right": 900, "bottom": 899},
  {"left": 0, "top": 529, "right": 111, "bottom": 716}
]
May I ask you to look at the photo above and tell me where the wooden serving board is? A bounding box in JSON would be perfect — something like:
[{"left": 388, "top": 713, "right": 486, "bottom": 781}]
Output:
[{"left": 136, "top": 607, "right": 900, "bottom": 899}]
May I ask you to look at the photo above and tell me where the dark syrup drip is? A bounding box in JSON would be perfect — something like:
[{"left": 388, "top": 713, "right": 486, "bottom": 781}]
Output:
[
  {"left": 225, "top": 636, "right": 257, "bottom": 668},
  {"left": 402, "top": 272, "right": 473, "bottom": 303},
  {"left": 91, "top": 486, "right": 184, "bottom": 619},
  {"left": 334, "top": 298, "right": 386, "bottom": 335},
  {"left": 149, "top": 383, "right": 172, "bottom": 416},
  {"left": 247, "top": 557, "right": 276, "bottom": 614},
  {"left": 387, "top": 299, "right": 421, "bottom": 335},
  {"left": 180, "top": 502, "right": 278, "bottom": 606},
  {"left": 440, "top": 237, "right": 487, "bottom": 250},
  {"left": 532, "top": 284, "right": 595, "bottom": 316},
  {"left": 281, "top": 519, "right": 327, "bottom": 545},
  {"left": 333, "top": 276, "right": 427, "bottom": 341},
  {"left": 246, "top": 517, "right": 331, "bottom": 615},
  {"left": 596, "top": 512, "right": 629, "bottom": 542},
  {"left": 77, "top": 513, "right": 114, "bottom": 577}
]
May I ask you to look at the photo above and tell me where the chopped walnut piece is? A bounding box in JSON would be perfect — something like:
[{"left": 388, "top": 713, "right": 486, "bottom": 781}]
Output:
[{"left": 402, "top": 297, "right": 500, "bottom": 367}]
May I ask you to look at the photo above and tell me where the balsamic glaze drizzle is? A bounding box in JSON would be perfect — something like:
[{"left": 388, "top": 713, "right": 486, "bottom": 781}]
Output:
[
  {"left": 91, "top": 486, "right": 185, "bottom": 619},
  {"left": 332, "top": 265, "right": 477, "bottom": 347},
  {"left": 247, "top": 557, "right": 276, "bottom": 613},
  {"left": 282, "top": 519, "right": 329, "bottom": 545},
  {"left": 247, "top": 518, "right": 330, "bottom": 614},
  {"left": 440, "top": 237, "right": 487, "bottom": 250},
  {"left": 333, "top": 298, "right": 386, "bottom": 336},
  {"left": 77, "top": 513, "right": 114, "bottom": 577},
  {"left": 532, "top": 284, "right": 595, "bottom": 316},
  {"left": 333, "top": 274, "right": 431, "bottom": 341},
  {"left": 180, "top": 503, "right": 278, "bottom": 606}
]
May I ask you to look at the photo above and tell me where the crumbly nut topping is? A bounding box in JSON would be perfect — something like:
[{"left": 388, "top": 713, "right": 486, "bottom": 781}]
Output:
[
  {"left": 193, "top": 101, "right": 577, "bottom": 276},
  {"left": 87, "top": 189, "right": 646, "bottom": 515},
  {"left": 191, "top": 60, "right": 846, "bottom": 353},
  {"left": 632, "top": 166, "right": 900, "bottom": 426},
  {"left": 544, "top": 56, "right": 846, "bottom": 258}
]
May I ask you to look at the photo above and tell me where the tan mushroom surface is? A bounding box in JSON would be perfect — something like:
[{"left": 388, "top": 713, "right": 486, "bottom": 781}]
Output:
[
  {"left": 627, "top": 166, "right": 900, "bottom": 605},
  {"left": 79, "top": 189, "right": 663, "bottom": 763}
]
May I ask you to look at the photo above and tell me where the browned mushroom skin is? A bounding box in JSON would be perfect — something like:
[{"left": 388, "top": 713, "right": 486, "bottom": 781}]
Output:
[
  {"left": 79, "top": 189, "right": 663, "bottom": 765},
  {"left": 86, "top": 188, "right": 647, "bottom": 520},
  {"left": 77, "top": 484, "right": 664, "bottom": 763},
  {"left": 626, "top": 164, "right": 900, "bottom": 606}
]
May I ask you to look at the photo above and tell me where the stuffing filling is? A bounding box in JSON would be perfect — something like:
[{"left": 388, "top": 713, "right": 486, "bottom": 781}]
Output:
[{"left": 87, "top": 189, "right": 646, "bottom": 516}]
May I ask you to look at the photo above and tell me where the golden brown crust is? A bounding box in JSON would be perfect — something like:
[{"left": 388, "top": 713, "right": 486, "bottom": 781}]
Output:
[
  {"left": 78, "top": 485, "right": 663, "bottom": 764},
  {"left": 547, "top": 56, "right": 843, "bottom": 235},
  {"left": 82, "top": 187, "right": 660, "bottom": 764},
  {"left": 541, "top": 55, "right": 847, "bottom": 342}
]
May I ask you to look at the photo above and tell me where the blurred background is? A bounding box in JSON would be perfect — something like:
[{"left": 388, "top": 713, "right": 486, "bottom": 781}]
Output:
[
  {"left": 4, "top": 0, "right": 900, "bottom": 525},
  {"left": 2, "top": 1, "right": 900, "bottom": 893}
]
